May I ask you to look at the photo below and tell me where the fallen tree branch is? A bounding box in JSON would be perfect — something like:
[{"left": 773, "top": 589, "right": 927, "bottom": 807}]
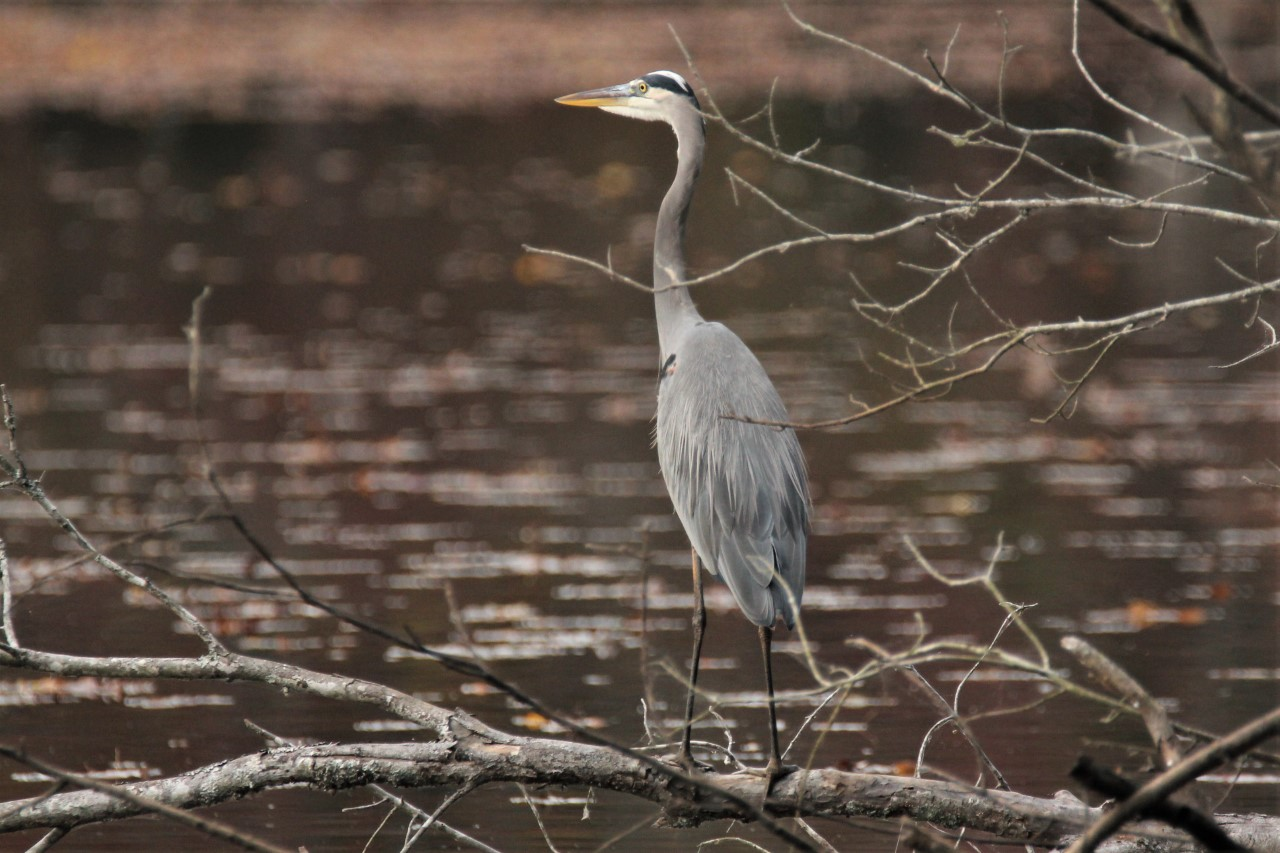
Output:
[
  {"left": 1061, "top": 635, "right": 1181, "bottom": 768},
  {"left": 4, "top": 735, "right": 1276, "bottom": 850},
  {"left": 1067, "top": 704, "right": 1280, "bottom": 852},
  {"left": 0, "top": 746, "right": 290, "bottom": 853},
  {"left": 0, "top": 645, "right": 453, "bottom": 735},
  {"left": 1070, "top": 757, "right": 1245, "bottom": 852}
]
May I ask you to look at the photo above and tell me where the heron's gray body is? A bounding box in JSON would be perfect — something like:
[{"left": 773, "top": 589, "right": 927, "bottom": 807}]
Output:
[
  {"left": 656, "top": 320, "right": 808, "bottom": 628},
  {"left": 634, "top": 70, "right": 810, "bottom": 631},
  {"left": 556, "top": 71, "right": 810, "bottom": 771}
]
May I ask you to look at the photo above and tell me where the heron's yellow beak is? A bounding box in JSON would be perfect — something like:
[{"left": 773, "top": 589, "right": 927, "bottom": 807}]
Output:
[{"left": 555, "top": 83, "right": 634, "bottom": 108}]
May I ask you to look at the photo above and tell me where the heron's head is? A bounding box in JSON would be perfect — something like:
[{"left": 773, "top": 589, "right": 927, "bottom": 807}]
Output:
[{"left": 555, "top": 71, "right": 701, "bottom": 125}]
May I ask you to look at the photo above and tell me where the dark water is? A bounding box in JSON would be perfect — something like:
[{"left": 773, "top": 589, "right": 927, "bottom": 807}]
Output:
[{"left": 0, "top": 96, "right": 1276, "bottom": 851}]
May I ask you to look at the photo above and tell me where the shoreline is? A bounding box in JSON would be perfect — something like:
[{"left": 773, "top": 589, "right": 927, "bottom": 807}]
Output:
[{"left": 0, "top": 2, "right": 1274, "bottom": 120}]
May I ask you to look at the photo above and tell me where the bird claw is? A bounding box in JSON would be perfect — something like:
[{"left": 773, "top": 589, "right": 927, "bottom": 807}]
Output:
[
  {"left": 674, "top": 751, "right": 716, "bottom": 775},
  {"left": 745, "top": 760, "right": 798, "bottom": 800}
]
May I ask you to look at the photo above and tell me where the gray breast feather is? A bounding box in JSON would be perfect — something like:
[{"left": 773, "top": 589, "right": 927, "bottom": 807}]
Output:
[{"left": 656, "top": 322, "right": 810, "bottom": 628}]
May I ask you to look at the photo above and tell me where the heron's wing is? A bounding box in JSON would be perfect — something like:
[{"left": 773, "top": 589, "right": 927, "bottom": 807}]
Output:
[{"left": 657, "top": 323, "right": 810, "bottom": 628}]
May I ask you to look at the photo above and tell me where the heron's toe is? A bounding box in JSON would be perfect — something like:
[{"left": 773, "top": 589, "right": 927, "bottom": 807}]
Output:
[{"left": 673, "top": 751, "right": 716, "bottom": 775}]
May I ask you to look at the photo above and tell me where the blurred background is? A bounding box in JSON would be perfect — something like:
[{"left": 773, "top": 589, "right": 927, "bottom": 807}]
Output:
[{"left": 0, "top": 2, "right": 1276, "bottom": 850}]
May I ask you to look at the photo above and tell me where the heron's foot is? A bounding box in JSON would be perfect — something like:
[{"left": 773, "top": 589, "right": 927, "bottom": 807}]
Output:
[
  {"left": 674, "top": 749, "right": 716, "bottom": 775},
  {"left": 745, "top": 759, "right": 797, "bottom": 803}
]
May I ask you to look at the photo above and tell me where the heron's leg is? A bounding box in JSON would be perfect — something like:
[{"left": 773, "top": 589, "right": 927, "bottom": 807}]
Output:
[
  {"left": 759, "top": 624, "right": 783, "bottom": 783},
  {"left": 679, "top": 548, "right": 707, "bottom": 770}
]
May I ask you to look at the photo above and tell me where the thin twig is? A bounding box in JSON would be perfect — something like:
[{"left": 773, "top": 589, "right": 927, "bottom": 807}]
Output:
[
  {"left": 0, "top": 389, "right": 226, "bottom": 655},
  {"left": 401, "top": 782, "right": 483, "bottom": 853},
  {"left": 1211, "top": 317, "right": 1280, "bottom": 368},
  {"left": 518, "top": 784, "right": 564, "bottom": 853},
  {"left": 737, "top": 274, "right": 1280, "bottom": 430},
  {"left": 25, "top": 827, "right": 71, "bottom": 852},
  {"left": 0, "top": 538, "right": 14, "bottom": 648},
  {"left": 1083, "top": 0, "right": 1280, "bottom": 128},
  {"left": 1072, "top": 0, "right": 1194, "bottom": 148}
]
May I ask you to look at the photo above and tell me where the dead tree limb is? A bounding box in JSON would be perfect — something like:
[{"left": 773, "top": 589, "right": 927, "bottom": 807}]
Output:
[{"left": 3, "top": 735, "right": 1277, "bottom": 851}]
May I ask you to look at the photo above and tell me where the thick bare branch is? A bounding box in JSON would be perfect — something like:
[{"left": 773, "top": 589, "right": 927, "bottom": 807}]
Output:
[
  {"left": 0, "top": 747, "right": 291, "bottom": 853},
  {"left": 1066, "top": 705, "right": 1280, "bottom": 852},
  {"left": 5, "top": 734, "right": 1273, "bottom": 851},
  {"left": 0, "top": 645, "right": 454, "bottom": 735},
  {"left": 0, "top": 738, "right": 1102, "bottom": 844}
]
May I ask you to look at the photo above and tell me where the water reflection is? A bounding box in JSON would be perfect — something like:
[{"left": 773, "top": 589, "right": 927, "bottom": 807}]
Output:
[{"left": 0, "top": 101, "right": 1276, "bottom": 849}]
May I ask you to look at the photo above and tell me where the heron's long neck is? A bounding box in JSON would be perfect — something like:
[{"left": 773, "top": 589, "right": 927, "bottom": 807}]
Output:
[{"left": 654, "top": 111, "right": 706, "bottom": 357}]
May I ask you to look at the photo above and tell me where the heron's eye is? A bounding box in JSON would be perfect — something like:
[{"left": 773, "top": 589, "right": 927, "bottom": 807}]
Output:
[{"left": 637, "top": 81, "right": 649, "bottom": 94}]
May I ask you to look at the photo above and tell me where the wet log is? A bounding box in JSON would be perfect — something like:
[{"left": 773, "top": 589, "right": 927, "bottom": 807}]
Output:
[{"left": 2, "top": 725, "right": 1278, "bottom": 852}]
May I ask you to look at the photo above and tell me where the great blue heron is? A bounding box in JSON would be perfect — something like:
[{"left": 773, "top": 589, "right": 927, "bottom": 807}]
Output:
[{"left": 556, "top": 71, "right": 811, "bottom": 781}]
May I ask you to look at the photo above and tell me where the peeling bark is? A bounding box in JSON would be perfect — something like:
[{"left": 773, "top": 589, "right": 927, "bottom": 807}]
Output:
[{"left": 2, "top": 733, "right": 1278, "bottom": 852}]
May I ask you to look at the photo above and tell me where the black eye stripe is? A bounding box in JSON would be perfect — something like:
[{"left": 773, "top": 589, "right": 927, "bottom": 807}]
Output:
[{"left": 640, "top": 72, "right": 694, "bottom": 98}]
